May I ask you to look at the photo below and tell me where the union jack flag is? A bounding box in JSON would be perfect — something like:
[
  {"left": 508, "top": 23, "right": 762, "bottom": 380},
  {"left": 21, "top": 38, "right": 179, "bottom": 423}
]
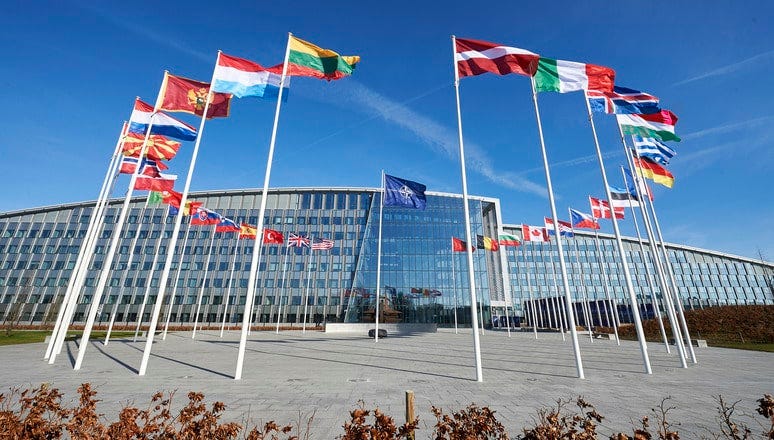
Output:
[
  {"left": 311, "top": 238, "right": 334, "bottom": 250},
  {"left": 287, "top": 233, "right": 310, "bottom": 247}
]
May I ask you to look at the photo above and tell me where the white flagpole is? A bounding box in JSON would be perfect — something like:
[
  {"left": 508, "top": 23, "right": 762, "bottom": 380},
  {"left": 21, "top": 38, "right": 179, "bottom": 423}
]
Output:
[
  {"left": 132, "top": 204, "right": 166, "bottom": 343},
  {"left": 73, "top": 94, "right": 162, "bottom": 370},
  {"left": 139, "top": 57, "right": 219, "bottom": 375},
  {"left": 620, "top": 167, "right": 670, "bottom": 353},
  {"left": 276, "top": 240, "right": 292, "bottom": 334},
  {"left": 530, "top": 79, "right": 582, "bottom": 377},
  {"left": 618, "top": 135, "right": 689, "bottom": 367},
  {"left": 520, "top": 243, "right": 538, "bottom": 339},
  {"left": 221, "top": 231, "right": 241, "bottom": 337},
  {"left": 570, "top": 232, "right": 594, "bottom": 343},
  {"left": 547, "top": 239, "right": 567, "bottom": 340},
  {"left": 591, "top": 227, "right": 619, "bottom": 345},
  {"left": 452, "top": 36, "right": 483, "bottom": 382},
  {"left": 247, "top": 242, "right": 265, "bottom": 336},
  {"left": 451, "top": 250, "right": 458, "bottom": 334},
  {"left": 302, "top": 241, "right": 314, "bottom": 334},
  {"left": 528, "top": 243, "right": 544, "bottom": 329},
  {"left": 234, "top": 34, "right": 291, "bottom": 380},
  {"left": 162, "top": 216, "right": 193, "bottom": 340},
  {"left": 374, "top": 171, "right": 385, "bottom": 342},
  {"left": 192, "top": 225, "right": 218, "bottom": 339},
  {"left": 583, "top": 92, "right": 651, "bottom": 374},
  {"left": 46, "top": 121, "right": 127, "bottom": 361}
]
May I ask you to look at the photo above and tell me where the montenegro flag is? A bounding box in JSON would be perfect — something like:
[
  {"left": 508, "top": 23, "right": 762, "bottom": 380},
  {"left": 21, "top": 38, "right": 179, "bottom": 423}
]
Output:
[{"left": 160, "top": 72, "right": 232, "bottom": 119}]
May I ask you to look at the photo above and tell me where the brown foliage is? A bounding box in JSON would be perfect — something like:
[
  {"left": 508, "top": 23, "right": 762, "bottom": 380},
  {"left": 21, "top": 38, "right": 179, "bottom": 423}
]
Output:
[
  {"left": 431, "top": 404, "right": 508, "bottom": 440},
  {"left": 340, "top": 401, "right": 419, "bottom": 440},
  {"left": 520, "top": 397, "right": 602, "bottom": 440}
]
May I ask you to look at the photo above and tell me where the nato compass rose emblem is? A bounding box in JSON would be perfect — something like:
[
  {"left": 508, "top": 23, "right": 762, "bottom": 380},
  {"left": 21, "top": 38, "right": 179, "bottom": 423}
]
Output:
[{"left": 398, "top": 184, "right": 414, "bottom": 202}]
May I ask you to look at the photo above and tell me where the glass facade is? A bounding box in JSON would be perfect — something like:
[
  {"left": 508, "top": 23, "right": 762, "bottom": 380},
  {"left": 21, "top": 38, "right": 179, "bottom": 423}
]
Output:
[{"left": 0, "top": 188, "right": 772, "bottom": 328}]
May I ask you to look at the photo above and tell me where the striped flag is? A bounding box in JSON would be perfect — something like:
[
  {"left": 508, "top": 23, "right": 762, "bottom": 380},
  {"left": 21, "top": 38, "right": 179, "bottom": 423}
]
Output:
[
  {"left": 311, "top": 238, "right": 334, "bottom": 250},
  {"left": 609, "top": 186, "right": 641, "bottom": 208},
  {"left": 544, "top": 217, "right": 574, "bottom": 237},
  {"left": 617, "top": 110, "right": 680, "bottom": 142},
  {"left": 454, "top": 37, "right": 540, "bottom": 78},
  {"left": 498, "top": 234, "right": 521, "bottom": 247},
  {"left": 587, "top": 86, "right": 661, "bottom": 114},
  {"left": 632, "top": 136, "right": 676, "bottom": 165},
  {"left": 534, "top": 58, "right": 615, "bottom": 93},
  {"left": 633, "top": 156, "right": 675, "bottom": 188}
]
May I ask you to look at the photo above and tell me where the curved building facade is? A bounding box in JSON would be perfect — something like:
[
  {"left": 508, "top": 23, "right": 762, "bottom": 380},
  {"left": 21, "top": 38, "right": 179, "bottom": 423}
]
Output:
[{"left": 0, "top": 187, "right": 772, "bottom": 328}]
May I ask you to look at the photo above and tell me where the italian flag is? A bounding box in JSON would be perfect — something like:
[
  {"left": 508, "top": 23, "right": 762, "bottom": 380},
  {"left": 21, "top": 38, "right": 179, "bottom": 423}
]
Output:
[
  {"left": 287, "top": 36, "right": 360, "bottom": 81},
  {"left": 534, "top": 58, "right": 615, "bottom": 93},
  {"left": 617, "top": 110, "right": 681, "bottom": 142}
]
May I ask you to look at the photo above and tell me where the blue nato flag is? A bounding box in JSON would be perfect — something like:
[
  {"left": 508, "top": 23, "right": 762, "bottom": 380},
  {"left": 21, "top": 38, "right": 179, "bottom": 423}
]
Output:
[{"left": 383, "top": 174, "right": 427, "bottom": 210}]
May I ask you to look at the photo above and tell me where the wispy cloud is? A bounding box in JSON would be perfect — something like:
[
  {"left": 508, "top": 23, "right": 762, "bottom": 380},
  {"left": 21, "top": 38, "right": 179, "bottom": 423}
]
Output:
[
  {"left": 680, "top": 116, "right": 774, "bottom": 141},
  {"left": 673, "top": 49, "right": 774, "bottom": 86}
]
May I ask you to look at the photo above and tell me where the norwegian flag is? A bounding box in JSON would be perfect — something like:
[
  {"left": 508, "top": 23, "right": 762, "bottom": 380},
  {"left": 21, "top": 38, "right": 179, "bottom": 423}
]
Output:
[
  {"left": 287, "top": 233, "right": 310, "bottom": 247},
  {"left": 311, "top": 238, "right": 334, "bottom": 250},
  {"left": 589, "top": 197, "right": 624, "bottom": 219},
  {"left": 119, "top": 156, "right": 167, "bottom": 177}
]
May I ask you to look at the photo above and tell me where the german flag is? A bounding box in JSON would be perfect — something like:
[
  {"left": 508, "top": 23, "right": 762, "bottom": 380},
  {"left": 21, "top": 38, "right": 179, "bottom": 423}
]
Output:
[{"left": 476, "top": 235, "right": 500, "bottom": 251}]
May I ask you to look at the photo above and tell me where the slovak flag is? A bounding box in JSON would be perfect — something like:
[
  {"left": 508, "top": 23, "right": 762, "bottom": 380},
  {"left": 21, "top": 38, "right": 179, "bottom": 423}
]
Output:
[
  {"left": 190, "top": 207, "right": 222, "bottom": 226},
  {"left": 521, "top": 224, "right": 549, "bottom": 242},
  {"left": 544, "top": 217, "right": 574, "bottom": 237},
  {"left": 570, "top": 208, "right": 600, "bottom": 230}
]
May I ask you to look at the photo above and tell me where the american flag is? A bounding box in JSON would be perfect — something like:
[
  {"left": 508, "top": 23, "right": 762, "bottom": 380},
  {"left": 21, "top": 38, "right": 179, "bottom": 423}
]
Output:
[
  {"left": 287, "top": 233, "right": 310, "bottom": 247},
  {"left": 311, "top": 238, "right": 334, "bottom": 250}
]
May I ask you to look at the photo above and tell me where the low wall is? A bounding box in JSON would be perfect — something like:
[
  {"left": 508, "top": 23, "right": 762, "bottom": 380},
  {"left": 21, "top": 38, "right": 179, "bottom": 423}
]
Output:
[{"left": 324, "top": 323, "right": 437, "bottom": 335}]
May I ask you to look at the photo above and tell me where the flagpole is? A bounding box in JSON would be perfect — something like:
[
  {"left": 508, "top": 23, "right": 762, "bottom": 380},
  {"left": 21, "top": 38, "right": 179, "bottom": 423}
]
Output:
[
  {"left": 591, "top": 226, "right": 620, "bottom": 345},
  {"left": 620, "top": 167, "right": 671, "bottom": 354},
  {"left": 106, "top": 193, "right": 151, "bottom": 345},
  {"left": 163, "top": 216, "right": 193, "bottom": 340},
  {"left": 374, "top": 170, "right": 385, "bottom": 342},
  {"left": 451, "top": 250, "right": 458, "bottom": 334},
  {"left": 234, "top": 35, "right": 291, "bottom": 380},
  {"left": 221, "top": 231, "right": 241, "bottom": 337},
  {"left": 192, "top": 225, "right": 218, "bottom": 339},
  {"left": 521, "top": 243, "right": 538, "bottom": 339},
  {"left": 133, "top": 204, "right": 166, "bottom": 343},
  {"left": 528, "top": 242, "right": 544, "bottom": 329},
  {"left": 139, "top": 57, "right": 219, "bottom": 376},
  {"left": 73, "top": 92, "right": 163, "bottom": 371},
  {"left": 44, "top": 122, "right": 127, "bottom": 360},
  {"left": 302, "top": 241, "right": 314, "bottom": 334},
  {"left": 618, "top": 133, "right": 691, "bottom": 366},
  {"left": 583, "top": 92, "right": 651, "bottom": 374},
  {"left": 247, "top": 248, "right": 265, "bottom": 336},
  {"left": 568, "top": 219, "right": 594, "bottom": 343},
  {"left": 452, "top": 36, "right": 483, "bottom": 382},
  {"left": 277, "top": 241, "right": 292, "bottom": 334},
  {"left": 547, "top": 239, "right": 567, "bottom": 340}
]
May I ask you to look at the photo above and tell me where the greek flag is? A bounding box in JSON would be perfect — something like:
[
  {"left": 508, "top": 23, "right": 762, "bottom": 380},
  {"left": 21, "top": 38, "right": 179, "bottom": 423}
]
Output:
[
  {"left": 383, "top": 174, "right": 427, "bottom": 210},
  {"left": 632, "top": 135, "right": 676, "bottom": 165}
]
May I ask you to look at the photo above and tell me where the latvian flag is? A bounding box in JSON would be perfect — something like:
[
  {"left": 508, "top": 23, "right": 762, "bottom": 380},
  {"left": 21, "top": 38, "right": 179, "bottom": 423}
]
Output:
[
  {"left": 589, "top": 197, "right": 624, "bottom": 219},
  {"left": 544, "top": 217, "right": 574, "bottom": 237},
  {"left": 454, "top": 37, "right": 539, "bottom": 78},
  {"left": 521, "top": 224, "right": 549, "bottom": 242}
]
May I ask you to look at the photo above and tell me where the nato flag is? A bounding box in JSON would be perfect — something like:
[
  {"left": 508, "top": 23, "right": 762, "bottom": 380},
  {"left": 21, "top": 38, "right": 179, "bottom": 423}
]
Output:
[{"left": 383, "top": 174, "right": 427, "bottom": 210}]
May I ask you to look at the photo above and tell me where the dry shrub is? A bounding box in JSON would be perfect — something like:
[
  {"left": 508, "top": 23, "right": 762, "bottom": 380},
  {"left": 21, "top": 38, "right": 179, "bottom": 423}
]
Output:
[
  {"left": 340, "top": 400, "right": 419, "bottom": 440},
  {"left": 520, "top": 397, "right": 602, "bottom": 440},
  {"left": 431, "top": 403, "right": 508, "bottom": 440}
]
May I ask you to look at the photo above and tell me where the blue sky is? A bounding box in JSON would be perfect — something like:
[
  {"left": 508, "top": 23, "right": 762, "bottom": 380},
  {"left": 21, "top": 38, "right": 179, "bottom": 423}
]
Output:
[{"left": 2, "top": 1, "right": 772, "bottom": 261}]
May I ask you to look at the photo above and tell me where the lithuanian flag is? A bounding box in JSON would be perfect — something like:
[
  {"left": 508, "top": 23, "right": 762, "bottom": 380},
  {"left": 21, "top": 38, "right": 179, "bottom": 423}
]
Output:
[{"left": 287, "top": 36, "right": 360, "bottom": 80}]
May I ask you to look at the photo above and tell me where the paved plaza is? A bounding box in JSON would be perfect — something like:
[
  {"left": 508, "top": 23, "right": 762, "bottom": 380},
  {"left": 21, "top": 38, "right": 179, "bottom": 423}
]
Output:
[{"left": 1, "top": 329, "right": 771, "bottom": 438}]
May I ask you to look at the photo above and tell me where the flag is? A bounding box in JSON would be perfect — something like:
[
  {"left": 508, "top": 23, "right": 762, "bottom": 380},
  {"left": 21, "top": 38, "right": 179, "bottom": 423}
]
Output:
[
  {"left": 311, "top": 238, "right": 334, "bottom": 250},
  {"left": 617, "top": 110, "right": 680, "bottom": 142},
  {"left": 609, "top": 186, "right": 641, "bottom": 208},
  {"left": 159, "top": 73, "right": 232, "bottom": 119},
  {"left": 587, "top": 86, "right": 661, "bottom": 114},
  {"left": 522, "top": 224, "right": 549, "bottom": 242},
  {"left": 633, "top": 156, "right": 675, "bottom": 188},
  {"left": 454, "top": 37, "right": 540, "bottom": 78},
  {"left": 167, "top": 200, "right": 202, "bottom": 217},
  {"left": 534, "top": 58, "right": 615, "bottom": 93},
  {"left": 287, "top": 233, "right": 311, "bottom": 247},
  {"left": 215, "top": 217, "right": 240, "bottom": 233},
  {"left": 128, "top": 99, "right": 197, "bottom": 141},
  {"left": 498, "top": 234, "right": 521, "bottom": 247},
  {"left": 160, "top": 189, "right": 182, "bottom": 207},
  {"left": 239, "top": 223, "right": 257, "bottom": 239},
  {"left": 589, "top": 197, "right": 624, "bottom": 219},
  {"left": 476, "top": 235, "right": 500, "bottom": 251},
  {"left": 286, "top": 36, "right": 360, "bottom": 81},
  {"left": 121, "top": 132, "right": 182, "bottom": 162},
  {"left": 191, "top": 207, "right": 222, "bottom": 226},
  {"left": 570, "top": 208, "right": 600, "bottom": 230},
  {"left": 632, "top": 135, "right": 676, "bottom": 166},
  {"left": 623, "top": 167, "right": 654, "bottom": 201},
  {"left": 119, "top": 157, "right": 166, "bottom": 176},
  {"left": 133, "top": 173, "right": 177, "bottom": 192},
  {"left": 263, "top": 228, "right": 284, "bottom": 244},
  {"left": 544, "top": 217, "right": 574, "bottom": 237},
  {"left": 148, "top": 191, "right": 164, "bottom": 205},
  {"left": 451, "top": 237, "right": 472, "bottom": 252},
  {"left": 383, "top": 174, "right": 427, "bottom": 210},
  {"left": 212, "top": 52, "right": 288, "bottom": 99}
]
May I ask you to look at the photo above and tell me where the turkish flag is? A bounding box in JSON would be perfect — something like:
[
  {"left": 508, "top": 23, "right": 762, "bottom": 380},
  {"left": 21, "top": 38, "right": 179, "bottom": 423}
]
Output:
[{"left": 263, "top": 228, "right": 284, "bottom": 244}]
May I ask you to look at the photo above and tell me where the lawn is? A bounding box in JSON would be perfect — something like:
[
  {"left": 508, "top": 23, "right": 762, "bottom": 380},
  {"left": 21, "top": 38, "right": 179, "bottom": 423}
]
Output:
[{"left": 0, "top": 330, "right": 137, "bottom": 346}]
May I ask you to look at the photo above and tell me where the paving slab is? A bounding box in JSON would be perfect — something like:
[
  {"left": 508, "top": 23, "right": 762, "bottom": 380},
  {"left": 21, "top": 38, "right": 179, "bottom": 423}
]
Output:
[{"left": 1, "top": 329, "right": 771, "bottom": 438}]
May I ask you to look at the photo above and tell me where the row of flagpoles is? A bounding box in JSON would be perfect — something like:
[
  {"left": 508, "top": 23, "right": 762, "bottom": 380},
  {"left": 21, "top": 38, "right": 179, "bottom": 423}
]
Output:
[{"left": 43, "top": 31, "right": 695, "bottom": 383}]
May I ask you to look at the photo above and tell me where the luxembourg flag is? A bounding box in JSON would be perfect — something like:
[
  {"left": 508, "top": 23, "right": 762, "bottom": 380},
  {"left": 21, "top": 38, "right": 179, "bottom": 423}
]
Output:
[
  {"left": 570, "top": 208, "right": 600, "bottom": 230},
  {"left": 212, "top": 52, "right": 288, "bottom": 99},
  {"left": 128, "top": 99, "right": 198, "bottom": 141}
]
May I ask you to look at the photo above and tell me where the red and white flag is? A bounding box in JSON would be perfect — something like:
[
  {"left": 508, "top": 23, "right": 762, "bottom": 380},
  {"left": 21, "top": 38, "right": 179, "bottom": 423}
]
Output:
[
  {"left": 521, "top": 224, "right": 549, "bottom": 242},
  {"left": 455, "top": 37, "right": 540, "bottom": 78},
  {"left": 589, "top": 197, "right": 624, "bottom": 219}
]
